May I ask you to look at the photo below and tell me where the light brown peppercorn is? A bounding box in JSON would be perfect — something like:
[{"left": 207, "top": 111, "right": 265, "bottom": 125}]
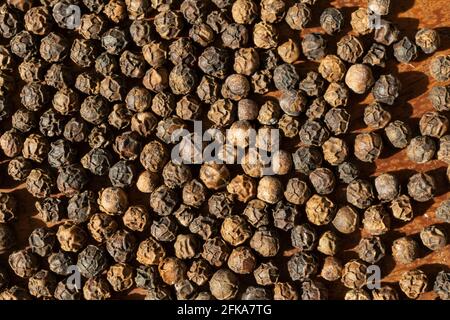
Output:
[
  {"left": 345, "top": 64, "right": 374, "bottom": 94},
  {"left": 363, "top": 204, "right": 391, "bottom": 235},
  {"left": 305, "top": 194, "right": 335, "bottom": 226},
  {"left": 319, "top": 55, "right": 346, "bottom": 83},
  {"left": 341, "top": 260, "right": 367, "bottom": 289},
  {"left": 320, "top": 256, "right": 343, "bottom": 281},
  {"left": 392, "top": 236, "right": 420, "bottom": 264},
  {"left": 399, "top": 269, "right": 428, "bottom": 299}
]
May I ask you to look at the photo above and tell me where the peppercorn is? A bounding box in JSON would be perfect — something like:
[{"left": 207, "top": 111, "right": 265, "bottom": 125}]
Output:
[
  {"left": 320, "top": 7, "right": 343, "bottom": 35},
  {"left": 399, "top": 269, "right": 428, "bottom": 299},
  {"left": 8, "top": 249, "right": 39, "bottom": 278},
  {"left": 374, "top": 20, "right": 400, "bottom": 46},
  {"left": 106, "top": 229, "right": 137, "bottom": 263},
  {"left": 7, "top": 156, "right": 31, "bottom": 181},
  {"left": 434, "top": 271, "right": 450, "bottom": 300},
  {"left": 341, "top": 260, "right": 367, "bottom": 289},
  {"left": 12, "top": 109, "right": 37, "bottom": 133},
  {"left": 81, "top": 148, "right": 113, "bottom": 176},
  {"left": 430, "top": 55, "right": 450, "bottom": 82},
  {"left": 420, "top": 111, "right": 449, "bottom": 138},
  {"left": 83, "top": 276, "right": 111, "bottom": 300},
  {"left": 357, "top": 236, "right": 385, "bottom": 264},
  {"left": 320, "top": 256, "right": 343, "bottom": 281},
  {"left": 324, "top": 81, "right": 349, "bottom": 107},
  {"left": 136, "top": 237, "right": 166, "bottom": 266},
  {"left": 407, "top": 172, "right": 436, "bottom": 202},
  {"left": 374, "top": 173, "right": 400, "bottom": 202},
  {"left": 0, "top": 286, "right": 31, "bottom": 300},
  {"left": 26, "top": 169, "right": 54, "bottom": 198},
  {"left": 106, "top": 263, "right": 134, "bottom": 292},
  {"left": 420, "top": 225, "right": 447, "bottom": 251},
  {"left": 354, "top": 132, "right": 383, "bottom": 162},
  {"left": 301, "top": 33, "right": 327, "bottom": 61},
  {"left": 145, "top": 285, "right": 172, "bottom": 300},
  {"left": 319, "top": 55, "right": 346, "bottom": 83},
  {"left": 273, "top": 282, "right": 298, "bottom": 300},
  {"left": 436, "top": 200, "right": 450, "bottom": 223},
  {"left": 151, "top": 216, "right": 178, "bottom": 242},
  {"left": 48, "top": 251, "right": 74, "bottom": 275},
  {"left": 287, "top": 252, "right": 318, "bottom": 281}
]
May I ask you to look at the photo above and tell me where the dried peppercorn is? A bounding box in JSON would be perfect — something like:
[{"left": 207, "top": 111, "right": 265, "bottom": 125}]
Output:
[
  {"left": 250, "top": 228, "right": 279, "bottom": 257},
  {"left": 253, "top": 262, "right": 279, "bottom": 287},
  {"left": 291, "top": 223, "right": 317, "bottom": 251},
  {"left": 407, "top": 172, "right": 436, "bottom": 202},
  {"left": 375, "top": 173, "right": 400, "bottom": 202},
  {"left": 324, "top": 82, "right": 349, "bottom": 108},
  {"left": 372, "top": 74, "right": 401, "bottom": 105},
  {"left": 389, "top": 194, "right": 414, "bottom": 221},
  {"left": 292, "top": 146, "right": 323, "bottom": 175},
  {"left": 363, "top": 43, "right": 387, "bottom": 67},
  {"left": 319, "top": 55, "right": 346, "bottom": 83},
  {"left": 433, "top": 271, "right": 450, "bottom": 300},
  {"left": 81, "top": 148, "right": 113, "bottom": 176},
  {"left": 287, "top": 252, "right": 318, "bottom": 281},
  {"left": 8, "top": 156, "right": 32, "bottom": 181},
  {"left": 354, "top": 132, "right": 383, "bottom": 163},
  {"left": 270, "top": 201, "right": 299, "bottom": 231},
  {"left": 344, "top": 289, "right": 371, "bottom": 300},
  {"left": 430, "top": 55, "right": 450, "bottom": 82},
  {"left": 305, "top": 194, "right": 335, "bottom": 226},
  {"left": 106, "top": 263, "right": 134, "bottom": 292},
  {"left": 109, "top": 161, "right": 135, "bottom": 188},
  {"left": 337, "top": 161, "right": 359, "bottom": 184},
  {"left": 320, "top": 256, "right": 342, "bottom": 281},
  {"left": 285, "top": 3, "right": 311, "bottom": 30},
  {"left": 8, "top": 249, "right": 39, "bottom": 278},
  {"left": 419, "top": 111, "right": 449, "bottom": 138},
  {"left": 301, "top": 280, "right": 328, "bottom": 300},
  {"left": 28, "top": 270, "right": 56, "bottom": 298},
  {"left": 209, "top": 268, "right": 239, "bottom": 300},
  {"left": 98, "top": 187, "right": 129, "bottom": 215},
  {"left": 151, "top": 216, "right": 178, "bottom": 242},
  {"left": 273, "top": 282, "right": 298, "bottom": 300},
  {"left": 11, "top": 31, "right": 38, "bottom": 59},
  {"left": 309, "top": 168, "right": 336, "bottom": 195},
  {"left": 399, "top": 269, "right": 428, "bottom": 299},
  {"left": 394, "top": 37, "right": 418, "bottom": 63},
  {"left": 89, "top": 124, "right": 113, "bottom": 148},
  {"left": 429, "top": 85, "right": 450, "bottom": 112},
  {"left": 341, "top": 260, "right": 367, "bottom": 289},
  {"left": 48, "top": 251, "right": 74, "bottom": 276},
  {"left": 299, "top": 120, "right": 330, "bottom": 146},
  {"left": 350, "top": 8, "right": 372, "bottom": 35},
  {"left": 0, "top": 286, "right": 31, "bottom": 300},
  {"left": 56, "top": 165, "right": 88, "bottom": 197},
  {"left": 12, "top": 108, "right": 37, "bottom": 133},
  {"left": 322, "top": 137, "right": 348, "bottom": 166},
  {"left": 407, "top": 136, "right": 436, "bottom": 164},
  {"left": 358, "top": 236, "right": 385, "bottom": 263},
  {"left": 345, "top": 64, "right": 374, "bottom": 94},
  {"left": 26, "top": 169, "right": 54, "bottom": 198},
  {"left": 136, "top": 237, "right": 166, "bottom": 266},
  {"left": 347, "top": 179, "right": 375, "bottom": 209},
  {"left": 415, "top": 28, "right": 440, "bottom": 54},
  {"left": 337, "top": 35, "right": 364, "bottom": 64},
  {"left": 253, "top": 22, "right": 278, "bottom": 49},
  {"left": 385, "top": 120, "right": 411, "bottom": 148},
  {"left": 19, "top": 59, "right": 47, "bottom": 83},
  {"left": 332, "top": 205, "right": 359, "bottom": 234},
  {"left": 301, "top": 33, "right": 327, "bottom": 61},
  {"left": 106, "top": 229, "right": 137, "bottom": 263},
  {"left": 364, "top": 102, "right": 391, "bottom": 130},
  {"left": 363, "top": 204, "right": 391, "bottom": 236},
  {"left": 57, "top": 223, "right": 87, "bottom": 253},
  {"left": 320, "top": 7, "right": 344, "bottom": 35},
  {"left": 420, "top": 225, "right": 447, "bottom": 251},
  {"left": 67, "top": 191, "right": 96, "bottom": 224},
  {"left": 436, "top": 200, "right": 450, "bottom": 223},
  {"left": 0, "top": 130, "right": 23, "bottom": 158},
  {"left": 83, "top": 276, "right": 111, "bottom": 300},
  {"left": 374, "top": 20, "right": 400, "bottom": 46}
]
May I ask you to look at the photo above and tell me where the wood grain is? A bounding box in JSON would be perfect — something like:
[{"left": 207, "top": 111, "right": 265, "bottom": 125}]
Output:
[{"left": 0, "top": 0, "right": 449, "bottom": 300}]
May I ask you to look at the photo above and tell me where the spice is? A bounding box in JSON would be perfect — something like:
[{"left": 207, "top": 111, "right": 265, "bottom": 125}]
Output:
[
  {"left": 357, "top": 236, "right": 385, "bottom": 263},
  {"left": 399, "top": 269, "right": 428, "bottom": 299},
  {"left": 209, "top": 268, "right": 239, "bottom": 300},
  {"left": 354, "top": 132, "right": 383, "bottom": 162},
  {"left": 351, "top": 8, "right": 373, "bottom": 35},
  {"left": 320, "top": 8, "right": 343, "bottom": 35},
  {"left": 430, "top": 55, "right": 450, "bottom": 82},
  {"left": 346, "top": 179, "right": 375, "bottom": 209},
  {"left": 345, "top": 64, "right": 374, "bottom": 94},
  {"left": 363, "top": 204, "right": 391, "bottom": 235},
  {"left": 393, "top": 37, "right": 418, "bottom": 63},
  {"left": 287, "top": 252, "right": 318, "bottom": 281},
  {"left": 319, "top": 55, "right": 346, "bottom": 83},
  {"left": 375, "top": 173, "right": 400, "bottom": 202},
  {"left": 273, "top": 282, "right": 298, "bottom": 300},
  {"left": 433, "top": 271, "right": 450, "bottom": 300},
  {"left": 341, "top": 260, "right": 367, "bottom": 289},
  {"left": 407, "top": 172, "right": 436, "bottom": 202},
  {"left": 320, "top": 256, "right": 342, "bottom": 281},
  {"left": 420, "top": 225, "right": 447, "bottom": 251},
  {"left": 364, "top": 102, "right": 391, "bottom": 130},
  {"left": 302, "top": 33, "right": 327, "bottom": 62},
  {"left": 385, "top": 120, "right": 412, "bottom": 148},
  {"left": 392, "top": 236, "right": 420, "bottom": 264},
  {"left": 305, "top": 194, "right": 335, "bottom": 226},
  {"left": 419, "top": 111, "right": 449, "bottom": 138},
  {"left": 372, "top": 74, "right": 401, "bottom": 105},
  {"left": 344, "top": 289, "right": 371, "bottom": 300},
  {"left": 436, "top": 200, "right": 450, "bottom": 223},
  {"left": 285, "top": 3, "right": 311, "bottom": 30},
  {"left": 415, "top": 28, "right": 440, "bottom": 54}
]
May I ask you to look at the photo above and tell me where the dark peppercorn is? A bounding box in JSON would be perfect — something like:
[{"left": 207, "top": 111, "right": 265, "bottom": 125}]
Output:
[
  {"left": 320, "top": 8, "right": 344, "bottom": 35},
  {"left": 420, "top": 225, "right": 447, "bottom": 251},
  {"left": 393, "top": 37, "right": 418, "bottom": 63},
  {"left": 407, "top": 172, "right": 436, "bottom": 202},
  {"left": 35, "top": 197, "right": 65, "bottom": 223},
  {"left": 399, "top": 269, "right": 428, "bottom": 299},
  {"left": 8, "top": 249, "right": 39, "bottom": 278},
  {"left": 430, "top": 55, "right": 450, "bottom": 82},
  {"left": 287, "top": 252, "right": 318, "bottom": 281},
  {"left": 372, "top": 74, "right": 401, "bottom": 105}
]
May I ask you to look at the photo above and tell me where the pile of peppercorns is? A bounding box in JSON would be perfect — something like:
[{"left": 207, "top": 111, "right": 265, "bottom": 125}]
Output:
[{"left": 0, "top": 0, "right": 449, "bottom": 300}]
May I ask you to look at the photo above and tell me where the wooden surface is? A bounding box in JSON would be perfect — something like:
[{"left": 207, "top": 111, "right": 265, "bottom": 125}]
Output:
[{"left": 0, "top": 0, "right": 449, "bottom": 300}]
